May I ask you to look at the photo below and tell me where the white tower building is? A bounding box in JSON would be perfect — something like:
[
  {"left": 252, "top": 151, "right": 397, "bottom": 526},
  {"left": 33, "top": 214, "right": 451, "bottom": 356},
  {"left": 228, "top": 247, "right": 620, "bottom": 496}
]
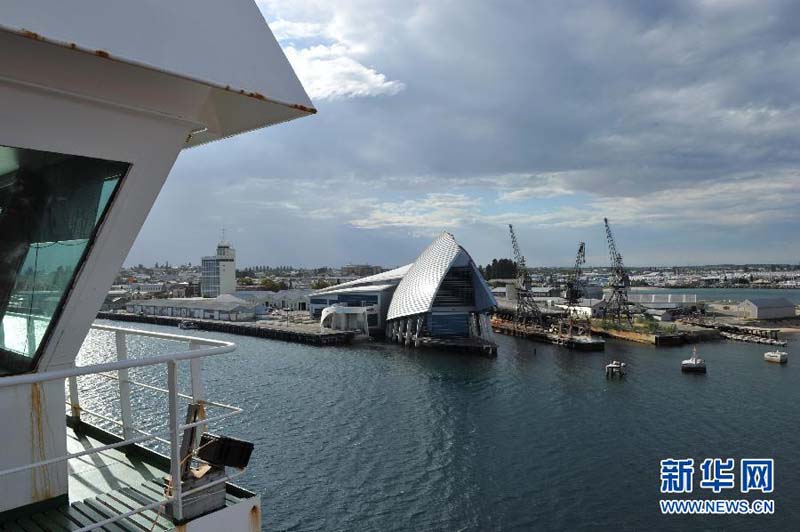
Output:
[{"left": 201, "top": 240, "right": 237, "bottom": 297}]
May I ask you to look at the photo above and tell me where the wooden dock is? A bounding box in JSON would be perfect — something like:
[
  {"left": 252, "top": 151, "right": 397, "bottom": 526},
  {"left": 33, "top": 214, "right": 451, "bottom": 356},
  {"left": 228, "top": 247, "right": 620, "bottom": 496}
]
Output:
[
  {"left": 415, "top": 336, "right": 498, "bottom": 357},
  {"left": 97, "top": 312, "right": 354, "bottom": 346}
]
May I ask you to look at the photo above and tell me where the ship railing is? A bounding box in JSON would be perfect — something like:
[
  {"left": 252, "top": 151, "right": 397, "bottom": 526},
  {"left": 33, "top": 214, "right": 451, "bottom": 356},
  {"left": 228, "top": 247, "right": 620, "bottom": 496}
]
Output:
[{"left": 0, "top": 324, "right": 242, "bottom": 531}]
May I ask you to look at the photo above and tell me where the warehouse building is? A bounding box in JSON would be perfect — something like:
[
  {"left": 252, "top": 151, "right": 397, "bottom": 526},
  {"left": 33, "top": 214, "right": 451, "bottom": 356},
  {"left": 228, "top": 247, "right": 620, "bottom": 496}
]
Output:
[
  {"left": 738, "top": 298, "right": 797, "bottom": 320},
  {"left": 125, "top": 294, "right": 256, "bottom": 321}
]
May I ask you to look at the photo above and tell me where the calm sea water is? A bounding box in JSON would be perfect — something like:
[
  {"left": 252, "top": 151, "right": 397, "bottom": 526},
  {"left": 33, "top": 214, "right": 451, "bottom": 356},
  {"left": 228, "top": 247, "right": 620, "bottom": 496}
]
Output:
[{"left": 80, "top": 303, "right": 800, "bottom": 530}]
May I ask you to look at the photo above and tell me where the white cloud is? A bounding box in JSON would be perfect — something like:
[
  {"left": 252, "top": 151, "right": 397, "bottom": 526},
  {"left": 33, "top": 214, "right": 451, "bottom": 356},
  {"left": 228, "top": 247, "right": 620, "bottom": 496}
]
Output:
[
  {"left": 284, "top": 44, "right": 405, "bottom": 100},
  {"left": 492, "top": 172, "right": 579, "bottom": 202},
  {"left": 349, "top": 193, "right": 480, "bottom": 235},
  {"left": 261, "top": 12, "right": 405, "bottom": 101}
]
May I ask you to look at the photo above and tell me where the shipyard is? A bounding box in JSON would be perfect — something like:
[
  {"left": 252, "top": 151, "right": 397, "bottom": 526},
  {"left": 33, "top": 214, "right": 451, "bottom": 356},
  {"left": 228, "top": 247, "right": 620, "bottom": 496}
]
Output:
[
  {"left": 1, "top": 1, "right": 799, "bottom": 531},
  {"left": 99, "top": 227, "right": 800, "bottom": 357}
]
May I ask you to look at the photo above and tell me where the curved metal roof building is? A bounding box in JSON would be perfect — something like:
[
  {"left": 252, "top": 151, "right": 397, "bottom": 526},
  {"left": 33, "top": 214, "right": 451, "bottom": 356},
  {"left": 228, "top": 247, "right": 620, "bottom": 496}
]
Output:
[
  {"left": 387, "top": 232, "right": 495, "bottom": 321},
  {"left": 309, "top": 232, "right": 497, "bottom": 353}
]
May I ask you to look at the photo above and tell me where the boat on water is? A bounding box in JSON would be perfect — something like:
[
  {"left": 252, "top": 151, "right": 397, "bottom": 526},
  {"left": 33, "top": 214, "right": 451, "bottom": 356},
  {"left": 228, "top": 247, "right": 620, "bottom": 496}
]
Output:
[
  {"left": 605, "top": 360, "right": 626, "bottom": 378},
  {"left": 0, "top": 2, "right": 314, "bottom": 530},
  {"left": 764, "top": 351, "right": 788, "bottom": 364},
  {"left": 681, "top": 347, "right": 707, "bottom": 373},
  {"left": 179, "top": 320, "right": 201, "bottom": 330}
]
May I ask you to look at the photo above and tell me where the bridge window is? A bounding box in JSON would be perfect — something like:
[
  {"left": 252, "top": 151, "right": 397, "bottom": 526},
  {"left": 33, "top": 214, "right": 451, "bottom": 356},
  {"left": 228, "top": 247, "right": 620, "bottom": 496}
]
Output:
[{"left": 0, "top": 145, "right": 128, "bottom": 375}]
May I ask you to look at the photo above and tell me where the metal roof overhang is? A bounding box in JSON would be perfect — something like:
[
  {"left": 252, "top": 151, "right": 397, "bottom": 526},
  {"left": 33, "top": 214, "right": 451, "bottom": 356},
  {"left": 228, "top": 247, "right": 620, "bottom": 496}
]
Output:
[{"left": 0, "top": 0, "right": 316, "bottom": 146}]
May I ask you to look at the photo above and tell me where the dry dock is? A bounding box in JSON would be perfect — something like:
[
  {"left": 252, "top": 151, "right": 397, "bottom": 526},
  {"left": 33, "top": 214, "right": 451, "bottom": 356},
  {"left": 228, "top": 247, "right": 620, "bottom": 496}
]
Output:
[{"left": 97, "top": 312, "right": 354, "bottom": 346}]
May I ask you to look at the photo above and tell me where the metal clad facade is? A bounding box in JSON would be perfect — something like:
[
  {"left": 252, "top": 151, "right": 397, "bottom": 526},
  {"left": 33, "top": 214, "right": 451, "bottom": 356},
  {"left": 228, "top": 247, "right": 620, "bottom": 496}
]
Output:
[{"left": 387, "top": 233, "right": 461, "bottom": 320}]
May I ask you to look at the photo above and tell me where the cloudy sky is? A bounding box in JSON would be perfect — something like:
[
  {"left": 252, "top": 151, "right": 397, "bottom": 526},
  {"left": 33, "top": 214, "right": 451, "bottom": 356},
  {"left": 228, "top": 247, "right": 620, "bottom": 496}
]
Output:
[{"left": 127, "top": 0, "right": 800, "bottom": 268}]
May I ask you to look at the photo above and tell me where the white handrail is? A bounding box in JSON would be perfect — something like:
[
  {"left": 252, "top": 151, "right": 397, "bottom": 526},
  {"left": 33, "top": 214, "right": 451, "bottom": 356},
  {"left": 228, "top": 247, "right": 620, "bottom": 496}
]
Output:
[
  {"left": 0, "top": 324, "right": 244, "bottom": 530},
  {"left": 0, "top": 335, "right": 235, "bottom": 388}
]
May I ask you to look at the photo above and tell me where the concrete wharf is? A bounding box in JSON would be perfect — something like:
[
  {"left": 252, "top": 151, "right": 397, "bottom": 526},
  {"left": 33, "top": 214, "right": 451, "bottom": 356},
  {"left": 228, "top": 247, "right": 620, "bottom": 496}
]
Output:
[{"left": 97, "top": 312, "right": 354, "bottom": 346}]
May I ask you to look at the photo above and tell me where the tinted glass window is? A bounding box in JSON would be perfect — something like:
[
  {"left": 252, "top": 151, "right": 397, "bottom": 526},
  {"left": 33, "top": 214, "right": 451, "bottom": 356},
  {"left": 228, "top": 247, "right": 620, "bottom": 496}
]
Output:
[{"left": 0, "top": 145, "right": 128, "bottom": 375}]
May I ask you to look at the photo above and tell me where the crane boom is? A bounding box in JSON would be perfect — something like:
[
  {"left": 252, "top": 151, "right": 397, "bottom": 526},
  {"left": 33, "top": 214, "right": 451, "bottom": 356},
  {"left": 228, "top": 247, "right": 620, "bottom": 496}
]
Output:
[
  {"left": 565, "top": 242, "right": 586, "bottom": 307},
  {"left": 508, "top": 224, "right": 541, "bottom": 326},
  {"left": 603, "top": 217, "right": 632, "bottom": 325}
]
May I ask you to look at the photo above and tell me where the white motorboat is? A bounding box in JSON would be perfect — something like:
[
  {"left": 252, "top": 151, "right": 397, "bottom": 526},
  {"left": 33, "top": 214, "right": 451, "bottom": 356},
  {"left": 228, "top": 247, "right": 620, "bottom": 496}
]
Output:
[
  {"left": 764, "top": 351, "right": 788, "bottom": 364},
  {"left": 681, "top": 347, "right": 707, "bottom": 373}
]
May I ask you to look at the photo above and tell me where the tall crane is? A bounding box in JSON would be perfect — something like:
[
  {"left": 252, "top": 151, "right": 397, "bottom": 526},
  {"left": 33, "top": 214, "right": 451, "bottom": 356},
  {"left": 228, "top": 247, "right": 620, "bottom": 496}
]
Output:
[
  {"left": 560, "top": 242, "right": 589, "bottom": 337},
  {"left": 509, "top": 224, "right": 542, "bottom": 327},
  {"left": 603, "top": 217, "right": 632, "bottom": 325},
  {"left": 564, "top": 242, "right": 586, "bottom": 309}
]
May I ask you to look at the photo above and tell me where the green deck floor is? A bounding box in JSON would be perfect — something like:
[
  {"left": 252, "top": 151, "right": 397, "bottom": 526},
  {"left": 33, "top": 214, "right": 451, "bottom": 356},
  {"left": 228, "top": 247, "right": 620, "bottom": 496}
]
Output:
[{"left": 0, "top": 425, "right": 246, "bottom": 531}]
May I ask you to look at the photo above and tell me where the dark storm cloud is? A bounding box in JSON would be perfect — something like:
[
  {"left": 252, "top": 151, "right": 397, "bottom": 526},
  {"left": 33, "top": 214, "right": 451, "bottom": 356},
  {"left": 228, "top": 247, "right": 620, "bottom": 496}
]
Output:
[{"left": 128, "top": 0, "right": 800, "bottom": 266}]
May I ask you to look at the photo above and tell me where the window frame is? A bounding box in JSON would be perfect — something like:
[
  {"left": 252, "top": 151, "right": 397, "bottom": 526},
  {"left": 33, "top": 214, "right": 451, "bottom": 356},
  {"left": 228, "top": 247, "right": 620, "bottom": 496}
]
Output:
[{"left": 0, "top": 144, "right": 131, "bottom": 375}]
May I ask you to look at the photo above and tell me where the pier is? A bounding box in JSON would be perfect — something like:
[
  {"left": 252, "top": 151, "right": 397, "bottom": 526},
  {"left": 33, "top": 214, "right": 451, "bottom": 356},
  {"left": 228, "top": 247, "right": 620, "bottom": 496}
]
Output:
[
  {"left": 491, "top": 318, "right": 606, "bottom": 351},
  {"left": 97, "top": 312, "right": 354, "bottom": 346},
  {"left": 680, "top": 318, "right": 787, "bottom": 347}
]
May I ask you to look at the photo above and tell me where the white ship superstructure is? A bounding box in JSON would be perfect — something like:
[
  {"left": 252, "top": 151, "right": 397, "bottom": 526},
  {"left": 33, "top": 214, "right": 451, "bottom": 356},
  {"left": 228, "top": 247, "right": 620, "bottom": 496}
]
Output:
[{"left": 0, "top": 1, "right": 314, "bottom": 529}]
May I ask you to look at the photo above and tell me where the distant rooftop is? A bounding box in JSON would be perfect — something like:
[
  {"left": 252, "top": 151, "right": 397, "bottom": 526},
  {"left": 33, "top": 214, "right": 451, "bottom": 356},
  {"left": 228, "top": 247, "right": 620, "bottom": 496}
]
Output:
[{"left": 741, "top": 298, "right": 796, "bottom": 308}]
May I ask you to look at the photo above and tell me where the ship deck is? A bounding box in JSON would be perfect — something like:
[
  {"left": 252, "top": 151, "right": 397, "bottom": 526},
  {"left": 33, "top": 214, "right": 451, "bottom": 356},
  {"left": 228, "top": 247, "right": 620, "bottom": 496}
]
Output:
[{"left": 0, "top": 423, "right": 253, "bottom": 531}]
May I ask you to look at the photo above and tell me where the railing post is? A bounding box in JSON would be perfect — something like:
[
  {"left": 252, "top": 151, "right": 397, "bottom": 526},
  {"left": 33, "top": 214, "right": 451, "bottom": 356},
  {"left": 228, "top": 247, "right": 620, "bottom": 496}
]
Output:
[
  {"left": 167, "top": 360, "right": 183, "bottom": 522},
  {"left": 68, "top": 375, "right": 81, "bottom": 420},
  {"left": 116, "top": 330, "right": 135, "bottom": 440},
  {"left": 189, "top": 340, "right": 205, "bottom": 448}
]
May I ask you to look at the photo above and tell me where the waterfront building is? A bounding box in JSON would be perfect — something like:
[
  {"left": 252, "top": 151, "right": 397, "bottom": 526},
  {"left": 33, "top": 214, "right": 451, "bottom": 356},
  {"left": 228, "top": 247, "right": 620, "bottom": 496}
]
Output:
[
  {"left": 129, "top": 282, "right": 166, "bottom": 294},
  {"left": 201, "top": 240, "right": 237, "bottom": 298},
  {"left": 235, "top": 289, "right": 310, "bottom": 312},
  {"left": 309, "top": 266, "right": 409, "bottom": 332},
  {"left": 311, "top": 233, "right": 497, "bottom": 352},
  {"left": 738, "top": 298, "right": 797, "bottom": 320},
  {"left": 126, "top": 294, "right": 257, "bottom": 321}
]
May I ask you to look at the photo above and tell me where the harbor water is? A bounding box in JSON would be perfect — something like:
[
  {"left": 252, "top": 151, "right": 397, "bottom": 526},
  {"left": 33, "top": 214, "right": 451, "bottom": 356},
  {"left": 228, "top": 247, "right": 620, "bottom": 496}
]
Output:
[{"left": 79, "top": 317, "right": 799, "bottom": 531}]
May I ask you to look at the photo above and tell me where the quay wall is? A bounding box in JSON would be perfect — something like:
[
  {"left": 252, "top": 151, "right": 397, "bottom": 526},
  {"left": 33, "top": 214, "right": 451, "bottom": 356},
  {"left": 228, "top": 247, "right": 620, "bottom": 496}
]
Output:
[{"left": 96, "top": 312, "right": 354, "bottom": 346}]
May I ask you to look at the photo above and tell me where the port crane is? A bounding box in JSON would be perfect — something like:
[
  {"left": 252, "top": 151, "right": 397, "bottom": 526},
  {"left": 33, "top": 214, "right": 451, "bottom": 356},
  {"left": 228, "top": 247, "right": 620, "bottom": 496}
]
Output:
[
  {"left": 603, "top": 217, "right": 633, "bottom": 325},
  {"left": 564, "top": 242, "right": 586, "bottom": 310},
  {"left": 560, "top": 242, "right": 590, "bottom": 337},
  {"left": 509, "top": 224, "right": 542, "bottom": 327}
]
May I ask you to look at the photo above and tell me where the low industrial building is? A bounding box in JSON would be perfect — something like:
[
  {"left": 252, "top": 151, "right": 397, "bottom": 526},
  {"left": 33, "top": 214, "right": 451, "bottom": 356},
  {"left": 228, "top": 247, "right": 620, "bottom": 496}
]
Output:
[
  {"left": 125, "top": 294, "right": 256, "bottom": 321},
  {"left": 565, "top": 298, "right": 607, "bottom": 318},
  {"left": 738, "top": 298, "right": 796, "bottom": 320},
  {"left": 235, "top": 289, "right": 310, "bottom": 312},
  {"left": 310, "top": 232, "right": 497, "bottom": 353}
]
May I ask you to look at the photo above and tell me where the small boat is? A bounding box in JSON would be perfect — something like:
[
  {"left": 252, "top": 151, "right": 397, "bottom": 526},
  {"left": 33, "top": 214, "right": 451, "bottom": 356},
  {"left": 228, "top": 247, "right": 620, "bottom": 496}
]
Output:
[
  {"left": 178, "top": 320, "right": 200, "bottom": 330},
  {"left": 681, "top": 347, "right": 706, "bottom": 373},
  {"left": 605, "top": 360, "right": 626, "bottom": 378},
  {"left": 764, "top": 351, "right": 788, "bottom": 364}
]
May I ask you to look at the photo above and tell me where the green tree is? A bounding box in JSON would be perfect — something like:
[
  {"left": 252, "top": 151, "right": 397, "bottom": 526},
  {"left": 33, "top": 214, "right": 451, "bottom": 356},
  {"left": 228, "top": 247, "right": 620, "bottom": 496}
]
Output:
[
  {"left": 259, "top": 278, "right": 288, "bottom": 292},
  {"left": 311, "top": 279, "right": 332, "bottom": 290}
]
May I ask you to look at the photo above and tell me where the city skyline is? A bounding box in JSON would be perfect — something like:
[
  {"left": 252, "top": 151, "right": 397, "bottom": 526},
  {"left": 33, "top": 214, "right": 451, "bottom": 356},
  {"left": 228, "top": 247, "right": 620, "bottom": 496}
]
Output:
[{"left": 126, "top": 0, "right": 800, "bottom": 268}]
